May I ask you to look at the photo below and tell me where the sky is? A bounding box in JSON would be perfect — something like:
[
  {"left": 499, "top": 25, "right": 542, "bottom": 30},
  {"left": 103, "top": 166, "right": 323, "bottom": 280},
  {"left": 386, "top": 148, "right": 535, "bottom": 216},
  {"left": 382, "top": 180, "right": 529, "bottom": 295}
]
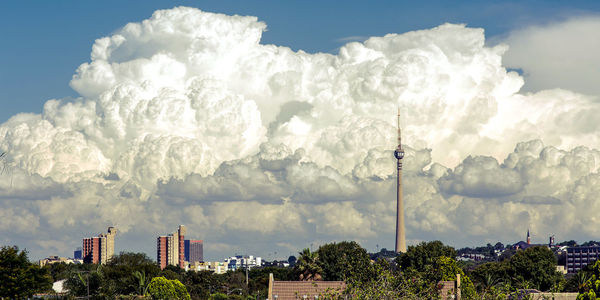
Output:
[{"left": 1, "top": 1, "right": 600, "bottom": 261}]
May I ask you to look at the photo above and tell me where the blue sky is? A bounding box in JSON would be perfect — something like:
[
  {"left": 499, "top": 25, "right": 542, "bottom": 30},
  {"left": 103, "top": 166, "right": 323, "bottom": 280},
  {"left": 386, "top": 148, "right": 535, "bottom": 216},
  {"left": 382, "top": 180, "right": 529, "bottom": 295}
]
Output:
[{"left": 2, "top": 0, "right": 600, "bottom": 123}]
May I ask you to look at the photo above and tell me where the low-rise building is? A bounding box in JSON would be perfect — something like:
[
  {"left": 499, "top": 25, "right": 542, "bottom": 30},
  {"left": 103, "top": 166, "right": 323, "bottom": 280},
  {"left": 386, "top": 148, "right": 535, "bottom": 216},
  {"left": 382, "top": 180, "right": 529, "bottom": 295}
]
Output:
[
  {"left": 188, "top": 261, "right": 228, "bottom": 274},
  {"left": 38, "top": 256, "right": 82, "bottom": 267},
  {"left": 225, "top": 255, "right": 262, "bottom": 271}
]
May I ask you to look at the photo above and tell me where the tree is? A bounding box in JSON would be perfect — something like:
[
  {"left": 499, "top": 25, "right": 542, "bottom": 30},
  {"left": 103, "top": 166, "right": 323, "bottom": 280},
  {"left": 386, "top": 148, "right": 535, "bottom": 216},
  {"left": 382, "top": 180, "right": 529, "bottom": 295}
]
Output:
[
  {"left": 246, "top": 266, "right": 294, "bottom": 299},
  {"left": 287, "top": 255, "right": 297, "bottom": 267},
  {"left": 182, "top": 270, "right": 220, "bottom": 299},
  {"left": 343, "top": 259, "right": 439, "bottom": 300},
  {"left": 159, "top": 264, "right": 184, "bottom": 281},
  {"left": 65, "top": 263, "right": 103, "bottom": 298},
  {"left": 581, "top": 241, "right": 600, "bottom": 247},
  {"left": 498, "top": 248, "right": 516, "bottom": 261},
  {"left": 44, "top": 261, "right": 79, "bottom": 282},
  {"left": 559, "top": 240, "right": 578, "bottom": 247},
  {"left": 429, "top": 256, "right": 477, "bottom": 299},
  {"left": 508, "top": 246, "right": 563, "bottom": 291},
  {"left": 133, "top": 270, "right": 150, "bottom": 296},
  {"left": 396, "top": 240, "right": 457, "bottom": 272},
  {"left": 208, "top": 292, "right": 229, "bottom": 300},
  {"left": 316, "top": 241, "right": 374, "bottom": 282},
  {"left": 94, "top": 252, "right": 159, "bottom": 297},
  {"left": 577, "top": 260, "right": 600, "bottom": 299},
  {"left": 470, "top": 261, "right": 510, "bottom": 297},
  {"left": 564, "top": 264, "right": 594, "bottom": 292},
  {"left": 494, "top": 242, "right": 504, "bottom": 250},
  {"left": 295, "top": 248, "right": 323, "bottom": 281},
  {"left": 0, "top": 246, "right": 52, "bottom": 298},
  {"left": 147, "top": 276, "right": 190, "bottom": 300}
]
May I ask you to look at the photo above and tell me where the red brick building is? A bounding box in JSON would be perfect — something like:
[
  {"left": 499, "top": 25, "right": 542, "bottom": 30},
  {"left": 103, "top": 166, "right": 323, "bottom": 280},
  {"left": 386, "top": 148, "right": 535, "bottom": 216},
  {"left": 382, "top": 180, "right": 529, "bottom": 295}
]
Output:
[
  {"left": 157, "top": 225, "right": 186, "bottom": 269},
  {"left": 82, "top": 237, "right": 100, "bottom": 264},
  {"left": 82, "top": 227, "right": 117, "bottom": 265}
]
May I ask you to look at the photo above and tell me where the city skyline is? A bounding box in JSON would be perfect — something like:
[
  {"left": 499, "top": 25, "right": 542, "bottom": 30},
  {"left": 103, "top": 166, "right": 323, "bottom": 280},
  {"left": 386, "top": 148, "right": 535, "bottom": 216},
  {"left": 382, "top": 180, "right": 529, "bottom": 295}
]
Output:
[{"left": 1, "top": 2, "right": 600, "bottom": 261}]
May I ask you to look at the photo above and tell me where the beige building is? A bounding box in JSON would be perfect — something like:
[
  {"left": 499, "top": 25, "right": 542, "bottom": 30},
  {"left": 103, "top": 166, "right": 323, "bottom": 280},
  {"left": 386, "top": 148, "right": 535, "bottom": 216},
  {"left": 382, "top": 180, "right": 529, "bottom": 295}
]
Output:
[
  {"left": 188, "top": 261, "right": 228, "bottom": 274},
  {"left": 39, "top": 256, "right": 80, "bottom": 267},
  {"left": 99, "top": 226, "right": 117, "bottom": 264}
]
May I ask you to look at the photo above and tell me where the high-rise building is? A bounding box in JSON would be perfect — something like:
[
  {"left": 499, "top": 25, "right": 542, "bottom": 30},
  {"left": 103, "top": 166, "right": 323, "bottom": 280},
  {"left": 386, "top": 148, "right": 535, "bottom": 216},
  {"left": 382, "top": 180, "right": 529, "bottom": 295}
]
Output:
[
  {"left": 185, "top": 240, "right": 204, "bottom": 263},
  {"left": 74, "top": 247, "right": 82, "bottom": 260},
  {"left": 82, "top": 227, "right": 117, "bottom": 264},
  {"left": 157, "top": 225, "right": 186, "bottom": 269},
  {"left": 394, "top": 109, "right": 406, "bottom": 253}
]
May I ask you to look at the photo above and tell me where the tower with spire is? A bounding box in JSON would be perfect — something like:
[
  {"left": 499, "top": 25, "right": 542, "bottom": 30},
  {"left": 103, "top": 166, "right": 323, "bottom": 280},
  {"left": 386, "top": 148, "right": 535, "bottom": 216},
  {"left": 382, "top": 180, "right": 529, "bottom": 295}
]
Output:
[
  {"left": 527, "top": 229, "right": 531, "bottom": 245},
  {"left": 394, "top": 109, "right": 406, "bottom": 253}
]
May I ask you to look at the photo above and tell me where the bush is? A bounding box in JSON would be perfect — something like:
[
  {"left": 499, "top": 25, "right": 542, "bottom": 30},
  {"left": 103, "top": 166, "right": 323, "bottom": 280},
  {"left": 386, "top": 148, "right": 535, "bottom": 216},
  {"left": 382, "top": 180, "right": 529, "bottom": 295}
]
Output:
[{"left": 147, "top": 276, "right": 190, "bottom": 300}]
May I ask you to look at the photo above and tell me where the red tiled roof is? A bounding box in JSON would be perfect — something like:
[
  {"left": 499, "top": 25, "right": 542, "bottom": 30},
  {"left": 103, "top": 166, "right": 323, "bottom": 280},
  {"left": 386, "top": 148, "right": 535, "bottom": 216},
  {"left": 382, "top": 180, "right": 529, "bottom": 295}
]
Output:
[{"left": 272, "top": 281, "right": 346, "bottom": 299}]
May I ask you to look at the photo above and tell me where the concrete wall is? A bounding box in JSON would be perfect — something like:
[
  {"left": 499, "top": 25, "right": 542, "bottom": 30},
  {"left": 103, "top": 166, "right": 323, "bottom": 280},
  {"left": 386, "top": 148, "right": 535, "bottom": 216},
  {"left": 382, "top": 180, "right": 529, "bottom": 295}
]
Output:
[{"left": 530, "top": 293, "right": 578, "bottom": 300}]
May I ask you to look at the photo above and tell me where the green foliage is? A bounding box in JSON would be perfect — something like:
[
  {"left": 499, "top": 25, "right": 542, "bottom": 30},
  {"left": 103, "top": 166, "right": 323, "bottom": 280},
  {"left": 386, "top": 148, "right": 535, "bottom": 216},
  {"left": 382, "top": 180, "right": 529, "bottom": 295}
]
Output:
[
  {"left": 133, "top": 270, "right": 150, "bottom": 295},
  {"left": 498, "top": 248, "right": 517, "bottom": 261},
  {"left": 247, "top": 266, "right": 294, "bottom": 298},
  {"left": 65, "top": 264, "right": 104, "bottom": 298},
  {"left": 147, "top": 276, "right": 190, "bottom": 300},
  {"left": 576, "top": 260, "right": 600, "bottom": 299},
  {"left": 565, "top": 265, "right": 594, "bottom": 292},
  {"left": 209, "top": 292, "right": 229, "bottom": 300},
  {"left": 558, "top": 240, "right": 578, "bottom": 247},
  {"left": 295, "top": 248, "right": 323, "bottom": 280},
  {"left": 43, "top": 261, "right": 80, "bottom": 282},
  {"left": 342, "top": 259, "right": 439, "bottom": 299},
  {"left": 396, "top": 240, "right": 457, "bottom": 272},
  {"left": 101, "top": 252, "right": 161, "bottom": 297},
  {"left": 64, "top": 252, "right": 160, "bottom": 298},
  {"left": 470, "top": 261, "right": 510, "bottom": 296},
  {"left": 508, "top": 246, "right": 563, "bottom": 291},
  {"left": 430, "top": 256, "right": 477, "bottom": 300},
  {"left": 470, "top": 246, "right": 564, "bottom": 294},
  {"left": 316, "top": 241, "right": 374, "bottom": 282},
  {"left": 182, "top": 270, "right": 221, "bottom": 299},
  {"left": 0, "top": 246, "right": 52, "bottom": 298}
]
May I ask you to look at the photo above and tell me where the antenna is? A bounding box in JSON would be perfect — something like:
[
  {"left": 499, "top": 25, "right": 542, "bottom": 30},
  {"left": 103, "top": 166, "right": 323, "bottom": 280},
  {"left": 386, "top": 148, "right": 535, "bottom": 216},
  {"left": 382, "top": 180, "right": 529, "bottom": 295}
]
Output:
[{"left": 397, "top": 108, "right": 401, "bottom": 149}]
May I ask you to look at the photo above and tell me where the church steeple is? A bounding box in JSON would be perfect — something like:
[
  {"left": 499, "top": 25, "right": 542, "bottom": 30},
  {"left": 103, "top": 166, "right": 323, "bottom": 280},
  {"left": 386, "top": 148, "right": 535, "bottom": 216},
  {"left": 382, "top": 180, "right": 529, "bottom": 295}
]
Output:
[{"left": 527, "top": 229, "right": 531, "bottom": 245}]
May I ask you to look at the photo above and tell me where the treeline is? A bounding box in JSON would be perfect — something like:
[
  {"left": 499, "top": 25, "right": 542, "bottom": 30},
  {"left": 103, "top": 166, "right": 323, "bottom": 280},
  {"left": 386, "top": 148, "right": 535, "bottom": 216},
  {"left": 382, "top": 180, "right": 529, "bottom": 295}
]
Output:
[{"left": 2, "top": 241, "right": 600, "bottom": 299}]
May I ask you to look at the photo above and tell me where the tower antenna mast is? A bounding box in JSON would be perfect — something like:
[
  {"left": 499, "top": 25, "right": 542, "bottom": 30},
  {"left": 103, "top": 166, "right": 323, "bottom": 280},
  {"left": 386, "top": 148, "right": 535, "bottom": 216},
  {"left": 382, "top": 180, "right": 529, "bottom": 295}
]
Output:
[{"left": 394, "top": 107, "right": 406, "bottom": 253}]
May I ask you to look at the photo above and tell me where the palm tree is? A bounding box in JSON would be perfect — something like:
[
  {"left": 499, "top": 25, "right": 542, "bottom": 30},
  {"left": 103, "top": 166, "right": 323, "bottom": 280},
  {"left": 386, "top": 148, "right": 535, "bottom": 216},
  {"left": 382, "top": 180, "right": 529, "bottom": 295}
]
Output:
[
  {"left": 296, "top": 248, "right": 322, "bottom": 281},
  {"left": 133, "top": 270, "right": 150, "bottom": 296},
  {"left": 479, "top": 273, "right": 502, "bottom": 299}
]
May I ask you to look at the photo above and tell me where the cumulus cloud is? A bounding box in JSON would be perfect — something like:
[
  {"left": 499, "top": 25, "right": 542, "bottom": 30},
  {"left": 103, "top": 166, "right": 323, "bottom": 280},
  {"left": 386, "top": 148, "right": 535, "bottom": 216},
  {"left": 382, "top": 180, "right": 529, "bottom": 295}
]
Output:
[
  {"left": 501, "top": 15, "right": 600, "bottom": 96},
  {"left": 439, "top": 155, "right": 523, "bottom": 198},
  {"left": 1, "top": 7, "right": 600, "bottom": 259}
]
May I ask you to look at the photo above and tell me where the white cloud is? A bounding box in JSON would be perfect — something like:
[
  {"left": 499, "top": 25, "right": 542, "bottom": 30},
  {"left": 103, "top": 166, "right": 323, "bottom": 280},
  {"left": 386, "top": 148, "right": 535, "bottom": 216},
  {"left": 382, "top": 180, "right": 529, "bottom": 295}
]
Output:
[
  {"left": 501, "top": 15, "right": 600, "bottom": 96},
  {"left": 1, "top": 7, "right": 600, "bottom": 259}
]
